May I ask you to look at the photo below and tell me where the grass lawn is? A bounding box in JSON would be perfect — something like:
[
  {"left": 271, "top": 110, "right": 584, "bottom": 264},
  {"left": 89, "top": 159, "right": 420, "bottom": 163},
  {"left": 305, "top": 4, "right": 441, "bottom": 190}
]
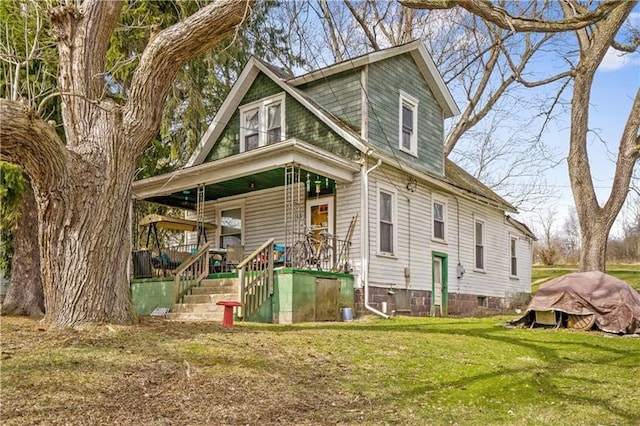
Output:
[
  {"left": 532, "top": 264, "right": 640, "bottom": 293},
  {"left": 2, "top": 315, "right": 639, "bottom": 425}
]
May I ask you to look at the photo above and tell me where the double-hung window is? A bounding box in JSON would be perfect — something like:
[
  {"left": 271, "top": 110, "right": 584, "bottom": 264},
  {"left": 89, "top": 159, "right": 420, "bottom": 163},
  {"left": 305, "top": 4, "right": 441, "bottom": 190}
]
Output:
[
  {"left": 378, "top": 188, "right": 395, "bottom": 255},
  {"left": 399, "top": 91, "right": 418, "bottom": 156},
  {"left": 510, "top": 237, "right": 518, "bottom": 277},
  {"left": 239, "top": 93, "right": 285, "bottom": 152},
  {"left": 432, "top": 197, "right": 446, "bottom": 241},
  {"left": 475, "top": 220, "right": 485, "bottom": 270}
]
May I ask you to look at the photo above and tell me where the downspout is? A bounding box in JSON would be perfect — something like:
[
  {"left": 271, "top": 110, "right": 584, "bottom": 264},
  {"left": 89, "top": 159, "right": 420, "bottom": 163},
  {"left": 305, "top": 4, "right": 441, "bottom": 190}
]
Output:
[{"left": 361, "top": 158, "right": 389, "bottom": 318}]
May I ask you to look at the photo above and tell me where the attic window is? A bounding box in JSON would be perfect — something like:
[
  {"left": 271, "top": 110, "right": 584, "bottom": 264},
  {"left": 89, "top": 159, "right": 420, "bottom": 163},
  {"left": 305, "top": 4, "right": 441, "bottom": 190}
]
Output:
[
  {"left": 239, "top": 93, "right": 285, "bottom": 152},
  {"left": 399, "top": 91, "right": 418, "bottom": 156}
]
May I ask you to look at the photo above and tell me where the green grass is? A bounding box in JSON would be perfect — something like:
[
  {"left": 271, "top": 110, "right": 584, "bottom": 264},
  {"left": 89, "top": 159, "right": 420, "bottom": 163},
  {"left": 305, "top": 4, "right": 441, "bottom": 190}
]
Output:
[
  {"left": 2, "top": 316, "right": 639, "bottom": 425},
  {"left": 532, "top": 264, "right": 640, "bottom": 293}
]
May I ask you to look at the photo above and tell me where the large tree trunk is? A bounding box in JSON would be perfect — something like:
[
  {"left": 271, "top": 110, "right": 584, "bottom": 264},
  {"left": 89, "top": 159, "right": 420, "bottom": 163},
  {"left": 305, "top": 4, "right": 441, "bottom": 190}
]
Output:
[
  {"left": 0, "top": 0, "right": 251, "bottom": 328},
  {"left": 578, "top": 219, "right": 609, "bottom": 272},
  {"left": 37, "top": 141, "right": 137, "bottom": 326},
  {"left": 565, "top": 3, "right": 638, "bottom": 272},
  {"left": 1, "top": 184, "right": 44, "bottom": 316}
]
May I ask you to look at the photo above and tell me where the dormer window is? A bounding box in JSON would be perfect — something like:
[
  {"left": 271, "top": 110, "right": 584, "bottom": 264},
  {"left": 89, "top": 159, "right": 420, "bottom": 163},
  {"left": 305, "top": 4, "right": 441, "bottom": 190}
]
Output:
[
  {"left": 399, "top": 91, "right": 418, "bottom": 156},
  {"left": 239, "top": 93, "right": 285, "bottom": 152}
]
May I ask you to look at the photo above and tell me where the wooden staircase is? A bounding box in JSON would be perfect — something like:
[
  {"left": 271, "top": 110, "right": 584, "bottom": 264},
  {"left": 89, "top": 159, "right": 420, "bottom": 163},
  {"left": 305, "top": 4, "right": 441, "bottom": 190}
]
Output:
[{"left": 167, "top": 277, "right": 239, "bottom": 321}]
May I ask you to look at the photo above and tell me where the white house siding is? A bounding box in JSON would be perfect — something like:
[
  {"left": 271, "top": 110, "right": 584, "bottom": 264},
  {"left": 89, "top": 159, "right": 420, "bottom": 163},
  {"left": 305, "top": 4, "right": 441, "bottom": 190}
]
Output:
[
  {"left": 184, "top": 180, "right": 365, "bottom": 265},
  {"left": 363, "top": 164, "right": 532, "bottom": 314},
  {"left": 184, "top": 187, "right": 287, "bottom": 252},
  {"left": 366, "top": 165, "right": 433, "bottom": 292},
  {"left": 335, "top": 175, "right": 363, "bottom": 280}
]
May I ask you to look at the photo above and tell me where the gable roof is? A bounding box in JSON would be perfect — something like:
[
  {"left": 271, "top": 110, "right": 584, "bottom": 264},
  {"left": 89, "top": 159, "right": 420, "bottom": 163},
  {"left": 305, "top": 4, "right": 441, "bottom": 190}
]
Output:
[
  {"left": 186, "top": 41, "right": 459, "bottom": 167},
  {"left": 287, "top": 41, "right": 459, "bottom": 118},
  {"left": 185, "top": 57, "right": 369, "bottom": 167}
]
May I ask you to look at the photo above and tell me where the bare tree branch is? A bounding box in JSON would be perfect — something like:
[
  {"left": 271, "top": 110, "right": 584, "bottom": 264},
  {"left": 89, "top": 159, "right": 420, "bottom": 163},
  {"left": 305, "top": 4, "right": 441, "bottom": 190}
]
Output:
[
  {"left": 124, "top": 0, "right": 254, "bottom": 153},
  {"left": 48, "top": 1, "right": 123, "bottom": 147},
  {"left": 611, "top": 39, "right": 640, "bottom": 53},
  {"left": 344, "top": 0, "right": 380, "bottom": 50},
  {"left": 318, "top": 0, "right": 344, "bottom": 62},
  {"left": 0, "top": 100, "right": 69, "bottom": 191},
  {"left": 400, "top": 0, "right": 621, "bottom": 33}
]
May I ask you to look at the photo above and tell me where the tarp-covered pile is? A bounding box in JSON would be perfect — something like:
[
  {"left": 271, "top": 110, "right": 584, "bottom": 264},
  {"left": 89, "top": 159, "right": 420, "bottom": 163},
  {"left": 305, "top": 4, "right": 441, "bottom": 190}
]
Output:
[{"left": 517, "top": 271, "right": 640, "bottom": 334}]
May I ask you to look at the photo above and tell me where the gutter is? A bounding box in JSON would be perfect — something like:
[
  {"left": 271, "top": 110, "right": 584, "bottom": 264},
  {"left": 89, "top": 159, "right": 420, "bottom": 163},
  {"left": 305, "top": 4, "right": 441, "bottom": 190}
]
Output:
[{"left": 361, "top": 158, "right": 389, "bottom": 319}]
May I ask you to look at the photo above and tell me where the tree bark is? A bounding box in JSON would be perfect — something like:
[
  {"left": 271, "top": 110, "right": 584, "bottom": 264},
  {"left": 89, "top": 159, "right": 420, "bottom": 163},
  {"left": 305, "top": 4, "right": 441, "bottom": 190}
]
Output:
[
  {"left": 1, "top": 184, "right": 44, "bottom": 317},
  {"left": 0, "top": 0, "right": 252, "bottom": 328}
]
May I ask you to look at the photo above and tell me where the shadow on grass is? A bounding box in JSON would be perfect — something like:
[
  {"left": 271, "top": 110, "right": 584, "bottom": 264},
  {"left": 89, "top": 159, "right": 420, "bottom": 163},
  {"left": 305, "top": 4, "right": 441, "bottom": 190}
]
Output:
[{"left": 235, "top": 318, "right": 640, "bottom": 422}]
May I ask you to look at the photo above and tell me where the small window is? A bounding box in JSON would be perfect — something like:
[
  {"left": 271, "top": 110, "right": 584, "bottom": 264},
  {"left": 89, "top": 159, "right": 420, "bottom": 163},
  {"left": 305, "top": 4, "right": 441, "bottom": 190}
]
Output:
[
  {"left": 478, "top": 296, "right": 487, "bottom": 307},
  {"left": 475, "top": 220, "right": 484, "bottom": 270},
  {"left": 379, "top": 190, "right": 394, "bottom": 254},
  {"left": 510, "top": 237, "right": 518, "bottom": 277},
  {"left": 398, "top": 91, "right": 418, "bottom": 155},
  {"left": 402, "top": 104, "right": 413, "bottom": 150},
  {"left": 239, "top": 93, "right": 285, "bottom": 152},
  {"left": 433, "top": 200, "right": 446, "bottom": 241}
]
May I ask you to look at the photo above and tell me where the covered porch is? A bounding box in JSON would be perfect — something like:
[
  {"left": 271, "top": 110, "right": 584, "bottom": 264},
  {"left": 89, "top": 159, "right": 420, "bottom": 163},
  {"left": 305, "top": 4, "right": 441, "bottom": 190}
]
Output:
[{"left": 130, "top": 139, "right": 360, "bottom": 323}]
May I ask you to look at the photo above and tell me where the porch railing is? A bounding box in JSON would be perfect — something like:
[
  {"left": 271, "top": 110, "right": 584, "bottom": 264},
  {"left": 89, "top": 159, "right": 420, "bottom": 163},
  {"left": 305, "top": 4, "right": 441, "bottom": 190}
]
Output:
[
  {"left": 174, "top": 242, "right": 212, "bottom": 304},
  {"left": 236, "top": 238, "right": 275, "bottom": 319},
  {"left": 132, "top": 243, "right": 202, "bottom": 279}
]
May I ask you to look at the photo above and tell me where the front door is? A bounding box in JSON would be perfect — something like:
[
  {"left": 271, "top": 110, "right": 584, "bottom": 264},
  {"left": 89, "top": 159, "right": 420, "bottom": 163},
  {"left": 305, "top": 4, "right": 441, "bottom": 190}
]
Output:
[
  {"left": 432, "top": 252, "right": 448, "bottom": 317},
  {"left": 307, "top": 197, "right": 335, "bottom": 270},
  {"left": 307, "top": 196, "right": 334, "bottom": 237}
]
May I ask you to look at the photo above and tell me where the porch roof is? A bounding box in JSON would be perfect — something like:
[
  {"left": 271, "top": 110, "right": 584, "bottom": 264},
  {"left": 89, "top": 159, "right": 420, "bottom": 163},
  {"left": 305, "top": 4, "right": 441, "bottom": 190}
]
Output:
[{"left": 132, "top": 139, "right": 359, "bottom": 208}]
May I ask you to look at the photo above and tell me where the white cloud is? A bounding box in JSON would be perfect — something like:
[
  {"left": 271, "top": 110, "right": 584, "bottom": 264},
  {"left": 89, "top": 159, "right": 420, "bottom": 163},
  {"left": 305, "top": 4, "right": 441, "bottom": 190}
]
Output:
[{"left": 598, "top": 47, "right": 638, "bottom": 72}]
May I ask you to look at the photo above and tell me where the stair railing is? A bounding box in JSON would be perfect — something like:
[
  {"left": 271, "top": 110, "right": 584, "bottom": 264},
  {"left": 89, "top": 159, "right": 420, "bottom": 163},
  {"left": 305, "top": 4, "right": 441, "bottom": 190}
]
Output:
[
  {"left": 235, "top": 238, "right": 275, "bottom": 319},
  {"left": 174, "top": 241, "right": 212, "bottom": 304}
]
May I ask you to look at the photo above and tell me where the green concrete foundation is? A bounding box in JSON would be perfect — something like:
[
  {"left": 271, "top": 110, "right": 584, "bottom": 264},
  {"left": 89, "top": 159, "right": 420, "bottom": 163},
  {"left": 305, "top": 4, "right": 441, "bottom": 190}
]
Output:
[
  {"left": 270, "top": 269, "right": 354, "bottom": 324},
  {"left": 130, "top": 269, "right": 354, "bottom": 323},
  {"left": 130, "top": 277, "right": 174, "bottom": 316}
]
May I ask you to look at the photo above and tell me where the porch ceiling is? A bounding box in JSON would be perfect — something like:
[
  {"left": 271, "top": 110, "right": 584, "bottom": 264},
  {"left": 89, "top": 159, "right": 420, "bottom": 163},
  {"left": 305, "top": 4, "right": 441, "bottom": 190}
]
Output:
[
  {"left": 133, "top": 139, "right": 358, "bottom": 209},
  {"left": 146, "top": 169, "right": 286, "bottom": 209}
]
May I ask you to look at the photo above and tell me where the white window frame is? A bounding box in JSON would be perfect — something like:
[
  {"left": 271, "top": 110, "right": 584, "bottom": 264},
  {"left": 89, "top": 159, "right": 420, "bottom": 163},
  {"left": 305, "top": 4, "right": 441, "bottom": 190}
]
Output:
[
  {"left": 431, "top": 195, "right": 447, "bottom": 243},
  {"left": 510, "top": 236, "right": 518, "bottom": 278},
  {"left": 474, "top": 219, "right": 485, "bottom": 271},
  {"left": 239, "top": 93, "right": 285, "bottom": 153},
  {"left": 377, "top": 184, "right": 397, "bottom": 256},
  {"left": 216, "top": 201, "right": 245, "bottom": 248},
  {"left": 398, "top": 90, "right": 419, "bottom": 156}
]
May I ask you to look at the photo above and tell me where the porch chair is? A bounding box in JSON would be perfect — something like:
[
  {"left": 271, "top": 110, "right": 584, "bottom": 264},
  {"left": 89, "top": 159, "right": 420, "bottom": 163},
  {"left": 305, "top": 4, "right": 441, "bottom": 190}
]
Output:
[{"left": 225, "top": 244, "right": 244, "bottom": 272}]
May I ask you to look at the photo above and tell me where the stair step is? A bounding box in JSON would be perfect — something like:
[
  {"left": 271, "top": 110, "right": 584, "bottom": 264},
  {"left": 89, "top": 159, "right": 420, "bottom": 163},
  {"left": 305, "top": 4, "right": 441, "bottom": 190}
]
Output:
[
  {"left": 182, "top": 293, "right": 237, "bottom": 304},
  {"left": 201, "top": 278, "right": 238, "bottom": 287},
  {"left": 191, "top": 282, "right": 238, "bottom": 295},
  {"left": 165, "top": 312, "right": 224, "bottom": 322},
  {"left": 172, "top": 302, "right": 227, "bottom": 313}
]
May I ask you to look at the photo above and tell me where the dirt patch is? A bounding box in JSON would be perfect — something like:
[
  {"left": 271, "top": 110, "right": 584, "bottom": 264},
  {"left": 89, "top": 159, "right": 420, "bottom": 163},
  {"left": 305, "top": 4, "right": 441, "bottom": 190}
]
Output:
[{"left": 1, "top": 317, "right": 367, "bottom": 425}]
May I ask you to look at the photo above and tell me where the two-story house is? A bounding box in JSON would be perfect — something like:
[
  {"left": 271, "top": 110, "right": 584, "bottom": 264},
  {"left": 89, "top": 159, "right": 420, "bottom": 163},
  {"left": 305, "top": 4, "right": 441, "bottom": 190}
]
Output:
[{"left": 132, "top": 41, "right": 535, "bottom": 322}]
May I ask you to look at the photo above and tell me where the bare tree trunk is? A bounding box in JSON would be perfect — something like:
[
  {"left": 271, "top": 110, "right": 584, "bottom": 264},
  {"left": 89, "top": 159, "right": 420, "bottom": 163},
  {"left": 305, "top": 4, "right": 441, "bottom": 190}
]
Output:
[
  {"left": 1, "top": 184, "right": 44, "bottom": 317},
  {"left": 0, "top": 0, "right": 251, "bottom": 328},
  {"left": 37, "top": 147, "right": 137, "bottom": 327},
  {"left": 579, "top": 220, "right": 608, "bottom": 272}
]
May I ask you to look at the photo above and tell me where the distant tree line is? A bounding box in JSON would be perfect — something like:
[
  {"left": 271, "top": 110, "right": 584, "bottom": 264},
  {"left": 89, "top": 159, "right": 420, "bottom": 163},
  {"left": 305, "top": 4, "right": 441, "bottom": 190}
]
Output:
[{"left": 534, "top": 196, "right": 640, "bottom": 265}]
